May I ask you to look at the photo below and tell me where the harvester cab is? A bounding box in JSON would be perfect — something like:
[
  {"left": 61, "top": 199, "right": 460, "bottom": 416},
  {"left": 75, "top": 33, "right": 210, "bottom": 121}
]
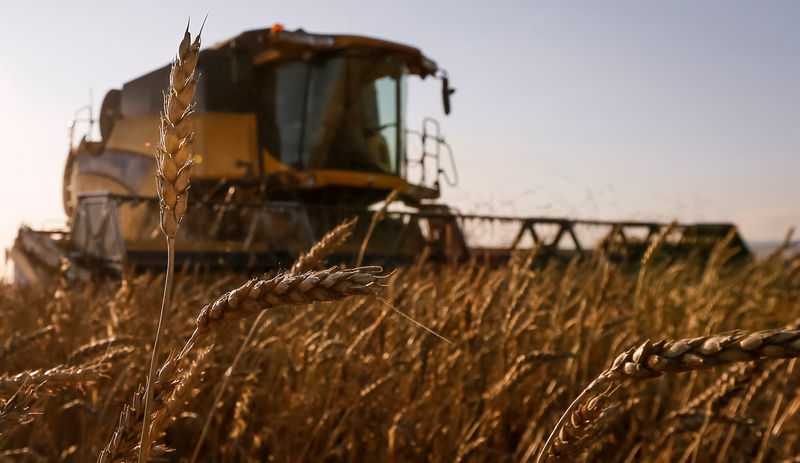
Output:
[
  {"left": 71, "top": 26, "right": 457, "bottom": 205},
  {"left": 10, "top": 25, "right": 749, "bottom": 285}
]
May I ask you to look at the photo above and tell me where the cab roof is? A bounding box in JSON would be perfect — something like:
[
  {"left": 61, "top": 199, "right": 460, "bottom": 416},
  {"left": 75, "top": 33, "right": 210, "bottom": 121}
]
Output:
[{"left": 209, "top": 26, "right": 439, "bottom": 78}]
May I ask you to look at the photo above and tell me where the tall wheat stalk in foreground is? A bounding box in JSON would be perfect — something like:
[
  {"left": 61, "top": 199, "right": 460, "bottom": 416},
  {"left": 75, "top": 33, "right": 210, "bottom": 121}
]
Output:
[{"left": 139, "top": 24, "right": 201, "bottom": 463}]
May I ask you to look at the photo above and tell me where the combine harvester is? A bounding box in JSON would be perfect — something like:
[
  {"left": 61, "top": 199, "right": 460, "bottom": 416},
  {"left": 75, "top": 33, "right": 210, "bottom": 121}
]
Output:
[{"left": 9, "top": 26, "right": 749, "bottom": 284}]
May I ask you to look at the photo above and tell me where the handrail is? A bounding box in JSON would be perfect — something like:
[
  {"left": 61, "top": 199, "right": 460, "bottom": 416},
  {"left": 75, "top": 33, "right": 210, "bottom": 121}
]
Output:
[
  {"left": 67, "top": 103, "right": 95, "bottom": 150},
  {"left": 404, "top": 116, "right": 459, "bottom": 189}
]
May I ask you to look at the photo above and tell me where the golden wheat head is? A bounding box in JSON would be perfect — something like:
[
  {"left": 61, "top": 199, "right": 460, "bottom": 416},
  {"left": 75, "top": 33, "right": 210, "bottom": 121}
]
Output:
[{"left": 156, "top": 26, "right": 201, "bottom": 238}]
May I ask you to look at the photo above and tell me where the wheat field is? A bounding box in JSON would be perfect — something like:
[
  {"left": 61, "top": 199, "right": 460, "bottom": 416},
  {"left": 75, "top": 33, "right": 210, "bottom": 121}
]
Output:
[
  {"left": 2, "top": 237, "right": 800, "bottom": 462},
  {"left": 4, "top": 25, "right": 800, "bottom": 463}
]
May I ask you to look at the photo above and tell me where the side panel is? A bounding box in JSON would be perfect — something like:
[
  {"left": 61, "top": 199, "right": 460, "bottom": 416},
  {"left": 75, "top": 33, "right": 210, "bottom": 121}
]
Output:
[
  {"left": 72, "top": 151, "right": 156, "bottom": 196},
  {"left": 67, "top": 149, "right": 156, "bottom": 209},
  {"left": 104, "top": 113, "right": 260, "bottom": 180},
  {"left": 105, "top": 115, "right": 160, "bottom": 156},
  {"left": 193, "top": 113, "right": 260, "bottom": 178}
]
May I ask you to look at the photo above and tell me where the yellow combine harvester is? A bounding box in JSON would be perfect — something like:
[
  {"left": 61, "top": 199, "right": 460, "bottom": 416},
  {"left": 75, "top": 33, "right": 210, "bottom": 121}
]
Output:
[{"left": 10, "top": 26, "right": 749, "bottom": 284}]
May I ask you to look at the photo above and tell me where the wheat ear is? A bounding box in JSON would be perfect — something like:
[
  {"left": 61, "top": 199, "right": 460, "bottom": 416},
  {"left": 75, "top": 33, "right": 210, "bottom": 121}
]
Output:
[
  {"left": 0, "top": 384, "right": 40, "bottom": 433},
  {"left": 108, "top": 267, "right": 380, "bottom": 462},
  {"left": 546, "top": 392, "right": 618, "bottom": 461},
  {"left": 156, "top": 26, "right": 200, "bottom": 239},
  {"left": 182, "top": 266, "right": 384, "bottom": 353},
  {"left": 0, "top": 325, "right": 56, "bottom": 367},
  {"left": 68, "top": 336, "right": 136, "bottom": 366},
  {"left": 100, "top": 350, "right": 189, "bottom": 463},
  {"left": 356, "top": 189, "right": 399, "bottom": 266},
  {"left": 633, "top": 221, "right": 676, "bottom": 332},
  {"left": 672, "top": 362, "right": 755, "bottom": 418},
  {"left": 190, "top": 217, "right": 358, "bottom": 463},
  {"left": 537, "top": 328, "right": 800, "bottom": 462},
  {"left": 148, "top": 348, "right": 210, "bottom": 448},
  {"left": 291, "top": 217, "right": 357, "bottom": 274},
  {"left": 140, "top": 23, "right": 201, "bottom": 463},
  {"left": 0, "top": 363, "right": 109, "bottom": 395}
]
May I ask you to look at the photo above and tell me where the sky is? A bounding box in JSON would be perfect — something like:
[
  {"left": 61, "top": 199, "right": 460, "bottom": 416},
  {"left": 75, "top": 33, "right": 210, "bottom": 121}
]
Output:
[{"left": 1, "top": 1, "right": 798, "bottom": 266}]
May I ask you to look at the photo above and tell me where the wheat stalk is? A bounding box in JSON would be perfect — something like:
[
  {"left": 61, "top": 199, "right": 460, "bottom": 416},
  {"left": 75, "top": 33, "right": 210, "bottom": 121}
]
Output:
[
  {"left": 188, "top": 266, "right": 383, "bottom": 344},
  {"left": 547, "top": 392, "right": 618, "bottom": 461},
  {"left": 0, "top": 384, "right": 40, "bottom": 433},
  {"left": 666, "top": 410, "right": 760, "bottom": 435},
  {"left": 106, "top": 265, "right": 381, "bottom": 462},
  {"left": 155, "top": 27, "right": 200, "bottom": 240},
  {"left": 291, "top": 217, "right": 357, "bottom": 274},
  {"left": 190, "top": 217, "right": 358, "bottom": 463},
  {"left": 672, "top": 362, "right": 756, "bottom": 419},
  {"left": 101, "top": 350, "right": 189, "bottom": 463},
  {"left": 98, "top": 386, "right": 171, "bottom": 463},
  {"left": 139, "top": 22, "right": 201, "bottom": 463},
  {"left": 68, "top": 336, "right": 137, "bottom": 366},
  {"left": 356, "top": 189, "right": 399, "bottom": 266},
  {"left": 0, "top": 325, "right": 55, "bottom": 367},
  {"left": 148, "top": 348, "right": 209, "bottom": 448},
  {"left": 604, "top": 329, "right": 800, "bottom": 380},
  {"left": 485, "top": 352, "right": 574, "bottom": 400},
  {"left": 0, "top": 364, "right": 109, "bottom": 395},
  {"left": 632, "top": 221, "right": 676, "bottom": 334},
  {"left": 537, "top": 328, "right": 800, "bottom": 462}
]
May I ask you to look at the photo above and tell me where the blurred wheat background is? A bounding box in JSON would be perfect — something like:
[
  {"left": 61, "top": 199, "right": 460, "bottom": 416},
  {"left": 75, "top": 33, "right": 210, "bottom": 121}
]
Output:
[{"left": 2, "top": 236, "right": 800, "bottom": 462}]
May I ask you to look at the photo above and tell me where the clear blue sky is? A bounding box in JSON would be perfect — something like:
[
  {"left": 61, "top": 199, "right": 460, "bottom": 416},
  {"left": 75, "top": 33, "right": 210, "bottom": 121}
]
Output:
[{"left": 1, "top": 1, "right": 798, "bottom": 257}]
